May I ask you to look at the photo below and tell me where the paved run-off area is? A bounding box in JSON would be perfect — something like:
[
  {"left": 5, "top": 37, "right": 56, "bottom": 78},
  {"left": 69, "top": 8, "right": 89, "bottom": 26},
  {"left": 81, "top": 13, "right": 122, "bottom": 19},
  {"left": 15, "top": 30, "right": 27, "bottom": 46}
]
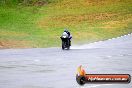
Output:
[{"left": 0, "top": 34, "right": 132, "bottom": 88}]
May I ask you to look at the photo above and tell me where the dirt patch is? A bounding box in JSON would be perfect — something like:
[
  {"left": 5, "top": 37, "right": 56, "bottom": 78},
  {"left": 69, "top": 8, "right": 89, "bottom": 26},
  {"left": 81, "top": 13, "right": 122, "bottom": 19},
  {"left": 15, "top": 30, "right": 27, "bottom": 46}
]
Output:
[
  {"left": 52, "top": 13, "right": 117, "bottom": 22},
  {"left": 55, "top": 0, "right": 122, "bottom": 8},
  {"left": 0, "top": 40, "right": 32, "bottom": 49},
  {"left": 38, "top": 13, "right": 118, "bottom": 28},
  {"left": 0, "top": 31, "right": 28, "bottom": 37},
  {"left": 102, "top": 14, "right": 132, "bottom": 29}
]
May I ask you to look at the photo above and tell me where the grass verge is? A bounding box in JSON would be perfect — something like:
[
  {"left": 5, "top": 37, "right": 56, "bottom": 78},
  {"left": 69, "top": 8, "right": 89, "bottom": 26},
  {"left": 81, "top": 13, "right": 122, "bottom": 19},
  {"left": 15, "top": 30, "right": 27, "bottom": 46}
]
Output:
[{"left": 0, "top": 0, "right": 132, "bottom": 48}]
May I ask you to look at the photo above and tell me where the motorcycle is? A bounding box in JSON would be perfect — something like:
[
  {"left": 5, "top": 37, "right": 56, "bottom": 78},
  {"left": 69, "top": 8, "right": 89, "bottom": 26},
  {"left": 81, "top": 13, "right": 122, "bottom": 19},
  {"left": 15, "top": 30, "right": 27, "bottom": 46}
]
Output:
[{"left": 60, "top": 32, "right": 71, "bottom": 50}]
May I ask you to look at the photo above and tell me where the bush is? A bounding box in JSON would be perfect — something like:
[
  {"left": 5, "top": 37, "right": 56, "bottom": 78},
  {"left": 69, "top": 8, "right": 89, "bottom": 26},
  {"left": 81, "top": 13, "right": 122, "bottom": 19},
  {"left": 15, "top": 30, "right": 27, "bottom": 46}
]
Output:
[{"left": 0, "top": 0, "right": 62, "bottom": 6}]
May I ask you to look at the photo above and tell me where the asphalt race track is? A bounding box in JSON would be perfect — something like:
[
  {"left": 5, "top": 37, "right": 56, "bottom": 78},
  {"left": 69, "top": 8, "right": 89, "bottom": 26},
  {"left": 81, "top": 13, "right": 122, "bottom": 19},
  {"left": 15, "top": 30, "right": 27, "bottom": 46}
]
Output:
[{"left": 0, "top": 34, "right": 132, "bottom": 88}]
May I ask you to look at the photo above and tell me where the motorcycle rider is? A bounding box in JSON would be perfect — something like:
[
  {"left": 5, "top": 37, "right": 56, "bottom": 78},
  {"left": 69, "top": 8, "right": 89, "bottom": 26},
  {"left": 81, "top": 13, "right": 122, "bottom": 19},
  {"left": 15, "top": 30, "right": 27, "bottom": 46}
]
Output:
[{"left": 63, "top": 29, "right": 72, "bottom": 46}]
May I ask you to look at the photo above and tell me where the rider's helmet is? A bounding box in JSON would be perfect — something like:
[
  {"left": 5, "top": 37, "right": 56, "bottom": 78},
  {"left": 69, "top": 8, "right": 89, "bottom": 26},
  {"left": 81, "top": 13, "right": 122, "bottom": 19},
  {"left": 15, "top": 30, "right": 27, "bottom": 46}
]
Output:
[{"left": 64, "top": 28, "right": 68, "bottom": 32}]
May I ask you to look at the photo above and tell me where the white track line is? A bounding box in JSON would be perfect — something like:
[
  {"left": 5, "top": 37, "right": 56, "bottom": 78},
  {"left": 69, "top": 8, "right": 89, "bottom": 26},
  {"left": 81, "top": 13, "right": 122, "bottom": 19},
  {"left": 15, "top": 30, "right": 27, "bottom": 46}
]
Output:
[{"left": 71, "top": 33, "right": 132, "bottom": 49}]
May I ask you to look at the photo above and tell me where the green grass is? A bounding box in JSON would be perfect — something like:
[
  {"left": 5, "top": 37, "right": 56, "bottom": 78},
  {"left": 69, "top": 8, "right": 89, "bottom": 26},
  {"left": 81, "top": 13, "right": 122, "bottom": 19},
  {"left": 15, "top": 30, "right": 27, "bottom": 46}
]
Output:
[{"left": 0, "top": 0, "right": 132, "bottom": 48}]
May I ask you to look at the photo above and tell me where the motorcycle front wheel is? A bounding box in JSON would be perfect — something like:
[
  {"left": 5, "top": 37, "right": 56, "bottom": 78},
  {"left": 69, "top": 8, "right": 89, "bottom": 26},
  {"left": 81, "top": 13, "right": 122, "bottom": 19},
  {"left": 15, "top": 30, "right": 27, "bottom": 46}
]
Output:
[{"left": 62, "top": 41, "right": 65, "bottom": 50}]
